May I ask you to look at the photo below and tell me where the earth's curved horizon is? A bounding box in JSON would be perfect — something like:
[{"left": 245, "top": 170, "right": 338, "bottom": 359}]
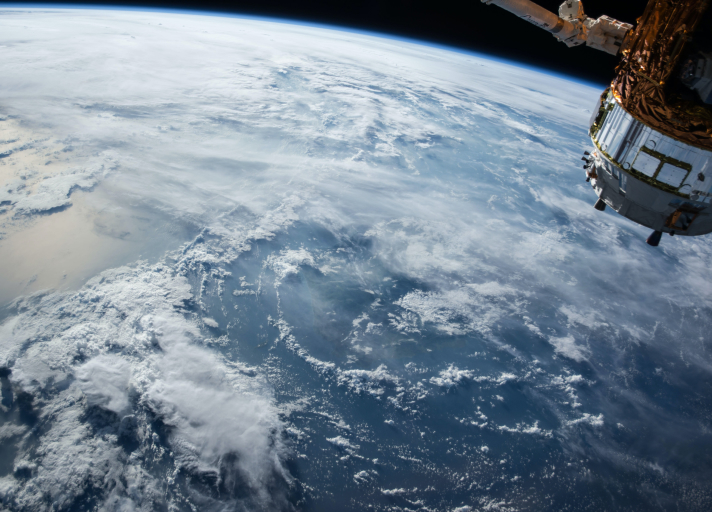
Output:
[{"left": 0, "top": 6, "right": 711, "bottom": 512}]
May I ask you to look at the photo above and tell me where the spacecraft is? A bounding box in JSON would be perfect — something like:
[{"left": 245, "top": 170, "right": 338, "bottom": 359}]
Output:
[{"left": 482, "top": 0, "right": 712, "bottom": 246}]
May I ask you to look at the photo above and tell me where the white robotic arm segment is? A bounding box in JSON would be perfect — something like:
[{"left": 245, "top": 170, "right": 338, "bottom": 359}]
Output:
[
  {"left": 481, "top": 0, "right": 579, "bottom": 40},
  {"left": 583, "top": 15, "right": 633, "bottom": 55},
  {"left": 482, "top": 0, "right": 631, "bottom": 55}
]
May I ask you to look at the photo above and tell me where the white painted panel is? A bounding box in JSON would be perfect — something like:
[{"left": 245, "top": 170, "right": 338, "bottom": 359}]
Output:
[
  {"left": 656, "top": 163, "right": 689, "bottom": 188},
  {"left": 633, "top": 151, "right": 660, "bottom": 177}
]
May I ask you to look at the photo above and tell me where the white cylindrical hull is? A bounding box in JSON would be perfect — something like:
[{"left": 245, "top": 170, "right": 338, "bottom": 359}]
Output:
[{"left": 588, "top": 91, "right": 712, "bottom": 236}]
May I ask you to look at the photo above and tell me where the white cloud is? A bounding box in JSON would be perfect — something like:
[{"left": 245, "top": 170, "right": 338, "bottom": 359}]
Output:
[
  {"left": 146, "top": 343, "right": 288, "bottom": 495},
  {"left": 548, "top": 335, "right": 590, "bottom": 362},
  {"left": 381, "top": 487, "right": 408, "bottom": 496},
  {"left": 326, "top": 435, "right": 360, "bottom": 452},
  {"left": 558, "top": 305, "right": 608, "bottom": 330},
  {"left": 394, "top": 284, "right": 522, "bottom": 337},
  {"left": 13, "top": 171, "right": 97, "bottom": 214},
  {"left": 76, "top": 355, "right": 132, "bottom": 415},
  {"left": 337, "top": 364, "right": 400, "bottom": 396},
  {"left": 202, "top": 317, "right": 219, "bottom": 328},
  {"left": 354, "top": 470, "right": 372, "bottom": 484},
  {"left": 265, "top": 248, "right": 316, "bottom": 285},
  {"left": 429, "top": 365, "right": 473, "bottom": 388},
  {"left": 0, "top": 424, "right": 27, "bottom": 442},
  {"left": 497, "top": 420, "right": 551, "bottom": 437},
  {"left": 566, "top": 413, "right": 604, "bottom": 428}
]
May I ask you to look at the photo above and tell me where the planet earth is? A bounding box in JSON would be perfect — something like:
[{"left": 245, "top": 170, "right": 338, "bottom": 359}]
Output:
[{"left": 0, "top": 6, "right": 711, "bottom": 512}]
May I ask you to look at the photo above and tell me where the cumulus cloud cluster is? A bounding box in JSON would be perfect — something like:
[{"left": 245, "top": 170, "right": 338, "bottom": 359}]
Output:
[{"left": 0, "top": 263, "right": 290, "bottom": 510}]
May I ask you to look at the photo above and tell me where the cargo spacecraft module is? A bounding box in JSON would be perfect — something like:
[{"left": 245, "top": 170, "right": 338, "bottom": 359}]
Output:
[{"left": 482, "top": 0, "right": 712, "bottom": 246}]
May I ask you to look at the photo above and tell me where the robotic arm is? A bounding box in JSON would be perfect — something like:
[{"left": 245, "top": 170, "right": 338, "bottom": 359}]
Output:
[{"left": 481, "top": 0, "right": 632, "bottom": 55}]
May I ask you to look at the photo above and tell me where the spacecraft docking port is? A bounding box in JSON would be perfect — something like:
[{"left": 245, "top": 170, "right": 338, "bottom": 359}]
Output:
[{"left": 482, "top": 0, "right": 712, "bottom": 245}]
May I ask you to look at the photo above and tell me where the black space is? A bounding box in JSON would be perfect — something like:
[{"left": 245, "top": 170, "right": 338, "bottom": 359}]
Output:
[{"left": 6, "top": 0, "right": 650, "bottom": 84}]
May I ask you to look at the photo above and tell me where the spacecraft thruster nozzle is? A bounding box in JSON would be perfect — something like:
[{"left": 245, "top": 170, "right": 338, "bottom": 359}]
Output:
[{"left": 481, "top": 0, "right": 631, "bottom": 55}]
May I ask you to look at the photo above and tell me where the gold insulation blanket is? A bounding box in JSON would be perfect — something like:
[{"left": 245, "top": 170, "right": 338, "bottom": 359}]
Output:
[{"left": 612, "top": 0, "right": 712, "bottom": 150}]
